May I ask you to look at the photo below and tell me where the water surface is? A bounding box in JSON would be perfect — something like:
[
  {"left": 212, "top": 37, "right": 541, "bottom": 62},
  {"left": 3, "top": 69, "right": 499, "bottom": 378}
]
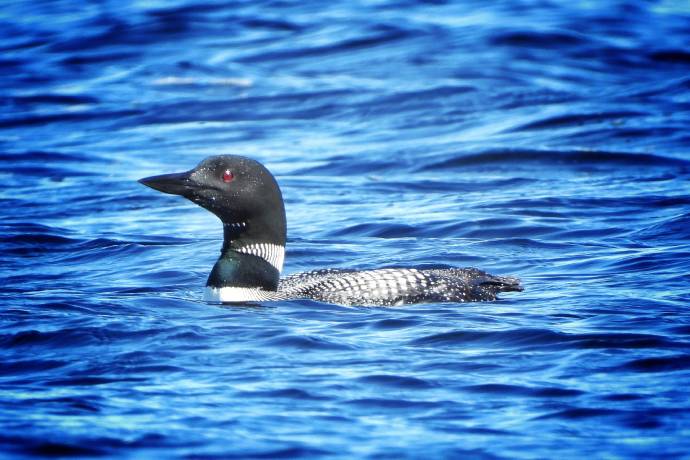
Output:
[{"left": 1, "top": 1, "right": 689, "bottom": 458}]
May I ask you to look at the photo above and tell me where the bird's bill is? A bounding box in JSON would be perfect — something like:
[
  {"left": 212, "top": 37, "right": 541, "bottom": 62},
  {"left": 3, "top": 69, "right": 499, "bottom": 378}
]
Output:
[{"left": 138, "top": 171, "right": 194, "bottom": 196}]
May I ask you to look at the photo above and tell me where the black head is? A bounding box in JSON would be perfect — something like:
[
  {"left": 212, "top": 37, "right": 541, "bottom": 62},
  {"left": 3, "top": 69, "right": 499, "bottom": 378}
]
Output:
[{"left": 139, "top": 155, "right": 286, "bottom": 247}]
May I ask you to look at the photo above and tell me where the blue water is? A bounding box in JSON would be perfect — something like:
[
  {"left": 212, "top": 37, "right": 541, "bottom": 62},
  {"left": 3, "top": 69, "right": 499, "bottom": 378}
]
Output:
[{"left": 2, "top": 0, "right": 690, "bottom": 458}]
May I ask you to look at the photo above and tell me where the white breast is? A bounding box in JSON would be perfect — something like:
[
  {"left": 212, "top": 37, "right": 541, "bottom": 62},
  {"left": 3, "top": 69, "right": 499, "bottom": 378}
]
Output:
[{"left": 204, "top": 286, "right": 286, "bottom": 303}]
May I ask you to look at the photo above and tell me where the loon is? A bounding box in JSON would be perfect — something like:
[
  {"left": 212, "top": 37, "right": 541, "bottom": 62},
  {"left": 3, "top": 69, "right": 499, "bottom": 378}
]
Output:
[{"left": 139, "top": 155, "right": 522, "bottom": 306}]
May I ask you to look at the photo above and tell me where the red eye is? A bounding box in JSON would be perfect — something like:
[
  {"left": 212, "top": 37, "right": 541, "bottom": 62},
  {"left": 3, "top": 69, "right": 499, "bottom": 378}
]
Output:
[{"left": 222, "top": 169, "right": 234, "bottom": 183}]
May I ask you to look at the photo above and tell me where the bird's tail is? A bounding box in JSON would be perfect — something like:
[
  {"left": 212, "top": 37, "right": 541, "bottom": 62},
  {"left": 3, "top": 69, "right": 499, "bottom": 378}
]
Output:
[{"left": 483, "top": 274, "right": 523, "bottom": 293}]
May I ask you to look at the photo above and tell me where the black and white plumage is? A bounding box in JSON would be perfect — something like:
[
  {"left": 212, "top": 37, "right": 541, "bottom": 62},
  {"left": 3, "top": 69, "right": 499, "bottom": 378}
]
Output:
[
  {"left": 139, "top": 155, "right": 522, "bottom": 306},
  {"left": 277, "top": 268, "right": 520, "bottom": 307}
]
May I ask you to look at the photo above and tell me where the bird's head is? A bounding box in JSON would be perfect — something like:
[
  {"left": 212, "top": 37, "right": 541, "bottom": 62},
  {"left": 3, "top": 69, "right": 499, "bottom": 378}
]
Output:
[{"left": 139, "top": 155, "right": 286, "bottom": 244}]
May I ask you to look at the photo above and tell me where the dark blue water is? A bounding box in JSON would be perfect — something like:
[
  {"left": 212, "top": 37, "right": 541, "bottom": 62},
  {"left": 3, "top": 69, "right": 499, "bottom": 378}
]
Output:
[{"left": 2, "top": 0, "right": 690, "bottom": 457}]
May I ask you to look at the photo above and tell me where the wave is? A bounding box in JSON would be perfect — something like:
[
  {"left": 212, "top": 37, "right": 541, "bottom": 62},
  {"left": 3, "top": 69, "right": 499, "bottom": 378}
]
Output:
[
  {"left": 619, "top": 354, "right": 690, "bottom": 373},
  {"left": 237, "top": 24, "right": 415, "bottom": 63},
  {"left": 410, "top": 328, "right": 683, "bottom": 350},
  {"left": 0, "top": 109, "right": 142, "bottom": 129},
  {"left": 461, "top": 383, "right": 583, "bottom": 398},
  {"left": 510, "top": 111, "right": 647, "bottom": 131},
  {"left": 419, "top": 149, "right": 690, "bottom": 170},
  {"left": 357, "top": 374, "right": 436, "bottom": 389},
  {"left": 489, "top": 30, "right": 589, "bottom": 49}
]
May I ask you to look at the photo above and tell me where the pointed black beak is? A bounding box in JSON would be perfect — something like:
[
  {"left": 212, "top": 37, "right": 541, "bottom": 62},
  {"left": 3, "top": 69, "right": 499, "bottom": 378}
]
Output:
[{"left": 138, "top": 171, "right": 194, "bottom": 196}]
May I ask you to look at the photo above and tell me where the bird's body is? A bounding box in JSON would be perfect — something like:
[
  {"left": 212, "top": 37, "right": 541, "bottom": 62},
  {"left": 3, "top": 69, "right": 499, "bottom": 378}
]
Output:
[{"left": 139, "top": 155, "right": 522, "bottom": 306}]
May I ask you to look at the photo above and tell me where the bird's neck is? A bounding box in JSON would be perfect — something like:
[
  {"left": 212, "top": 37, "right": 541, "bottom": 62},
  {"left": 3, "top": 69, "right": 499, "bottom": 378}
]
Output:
[{"left": 206, "top": 219, "right": 286, "bottom": 291}]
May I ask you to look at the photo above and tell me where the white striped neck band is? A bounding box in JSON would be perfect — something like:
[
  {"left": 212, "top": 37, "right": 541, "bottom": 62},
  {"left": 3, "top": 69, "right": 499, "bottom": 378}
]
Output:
[{"left": 235, "top": 243, "right": 285, "bottom": 273}]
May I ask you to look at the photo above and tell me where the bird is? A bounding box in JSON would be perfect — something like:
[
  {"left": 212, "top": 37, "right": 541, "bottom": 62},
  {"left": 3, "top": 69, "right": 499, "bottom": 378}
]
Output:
[{"left": 139, "top": 155, "right": 522, "bottom": 306}]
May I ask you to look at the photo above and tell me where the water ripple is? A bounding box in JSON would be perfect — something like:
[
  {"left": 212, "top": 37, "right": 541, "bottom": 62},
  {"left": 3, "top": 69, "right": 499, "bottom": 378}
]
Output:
[{"left": 1, "top": 0, "right": 689, "bottom": 458}]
